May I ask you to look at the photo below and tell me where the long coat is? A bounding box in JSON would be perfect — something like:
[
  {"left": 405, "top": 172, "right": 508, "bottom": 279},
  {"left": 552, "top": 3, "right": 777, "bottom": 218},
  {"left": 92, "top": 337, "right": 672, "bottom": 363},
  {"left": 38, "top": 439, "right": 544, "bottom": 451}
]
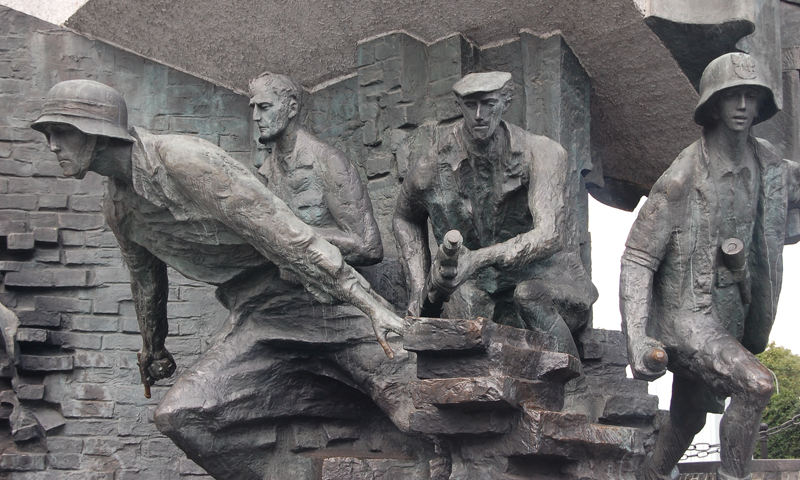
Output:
[{"left": 622, "top": 135, "right": 800, "bottom": 355}]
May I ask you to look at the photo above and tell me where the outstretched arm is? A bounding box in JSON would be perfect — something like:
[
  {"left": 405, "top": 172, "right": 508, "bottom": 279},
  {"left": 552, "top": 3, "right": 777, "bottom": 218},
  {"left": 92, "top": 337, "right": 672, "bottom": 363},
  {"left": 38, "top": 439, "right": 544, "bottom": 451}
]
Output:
[
  {"left": 158, "top": 138, "right": 403, "bottom": 357},
  {"left": 104, "top": 186, "right": 175, "bottom": 392}
]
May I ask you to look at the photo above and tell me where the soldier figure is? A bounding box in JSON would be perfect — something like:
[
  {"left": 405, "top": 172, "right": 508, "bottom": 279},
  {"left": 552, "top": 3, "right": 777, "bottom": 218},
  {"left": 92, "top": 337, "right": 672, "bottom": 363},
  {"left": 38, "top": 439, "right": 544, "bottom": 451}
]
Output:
[
  {"left": 393, "top": 71, "right": 597, "bottom": 358},
  {"left": 31, "top": 79, "right": 414, "bottom": 479},
  {"left": 621, "top": 53, "right": 799, "bottom": 480}
]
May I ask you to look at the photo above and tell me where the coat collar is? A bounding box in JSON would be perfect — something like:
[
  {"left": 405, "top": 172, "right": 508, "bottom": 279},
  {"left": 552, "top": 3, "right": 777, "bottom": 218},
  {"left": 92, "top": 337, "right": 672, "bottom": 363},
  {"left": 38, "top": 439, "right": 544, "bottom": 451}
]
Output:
[{"left": 441, "top": 120, "right": 526, "bottom": 172}]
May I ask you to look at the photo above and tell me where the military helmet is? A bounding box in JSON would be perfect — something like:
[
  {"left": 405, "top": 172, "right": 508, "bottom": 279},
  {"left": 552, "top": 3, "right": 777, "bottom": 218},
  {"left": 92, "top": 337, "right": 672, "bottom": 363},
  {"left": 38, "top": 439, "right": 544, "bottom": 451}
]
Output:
[
  {"left": 31, "top": 80, "right": 134, "bottom": 142},
  {"left": 694, "top": 52, "right": 778, "bottom": 127}
]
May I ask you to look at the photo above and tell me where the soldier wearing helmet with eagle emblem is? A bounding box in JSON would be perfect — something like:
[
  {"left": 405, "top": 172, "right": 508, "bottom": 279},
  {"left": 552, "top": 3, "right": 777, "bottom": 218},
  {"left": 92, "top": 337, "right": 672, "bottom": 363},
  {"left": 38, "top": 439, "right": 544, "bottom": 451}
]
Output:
[{"left": 621, "top": 52, "right": 799, "bottom": 480}]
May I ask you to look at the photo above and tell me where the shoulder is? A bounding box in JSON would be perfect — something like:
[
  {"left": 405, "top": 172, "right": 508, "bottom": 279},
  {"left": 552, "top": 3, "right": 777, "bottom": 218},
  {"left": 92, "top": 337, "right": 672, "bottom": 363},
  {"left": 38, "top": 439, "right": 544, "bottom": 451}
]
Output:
[
  {"left": 507, "top": 123, "right": 567, "bottom": 166},
  {"left": 649, "top": 139, "right": 700, "bottom": 201},
  {"left": 298, "top": 129, "right": 354, "bottom": 172}
]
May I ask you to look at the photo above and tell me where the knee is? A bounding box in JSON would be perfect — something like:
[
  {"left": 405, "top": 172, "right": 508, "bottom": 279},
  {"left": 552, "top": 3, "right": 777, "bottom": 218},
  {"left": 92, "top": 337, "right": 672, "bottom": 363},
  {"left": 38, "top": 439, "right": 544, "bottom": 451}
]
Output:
[
  {"left": 154, "top": 385, "right": 215, "bottom": 445},
  {"left": 746, "top": 366, "right": 775, "bottom": 406},
  {"left": 513, "top": 282, "right": 552, "bottom": 310}
]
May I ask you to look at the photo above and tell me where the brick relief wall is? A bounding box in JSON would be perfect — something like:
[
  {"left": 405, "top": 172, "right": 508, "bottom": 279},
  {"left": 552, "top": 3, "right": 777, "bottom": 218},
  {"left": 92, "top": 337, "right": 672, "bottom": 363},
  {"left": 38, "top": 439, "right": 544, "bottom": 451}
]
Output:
[
  {"left": 0, "top": 6, "right": 247, "bottom": 479},
  {"left": 0, "top": 6, "right": 602, "bottom": 479}
]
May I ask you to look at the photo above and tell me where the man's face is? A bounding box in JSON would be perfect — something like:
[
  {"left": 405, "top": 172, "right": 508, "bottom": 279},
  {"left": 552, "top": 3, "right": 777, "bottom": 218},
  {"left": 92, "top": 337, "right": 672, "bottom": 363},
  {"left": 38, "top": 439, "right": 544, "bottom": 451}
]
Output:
[
  {"left": 249, "top": 85, "right": 296, "bottom": 143},
  {"left": 456, "top": 91, "right": 509, "bottom": 143},
  {"left": 45, "top": 123, "right": 97, "bottom": 179},
  {"left": 713, "top": 86, "right": 762, "bottom": 133}
]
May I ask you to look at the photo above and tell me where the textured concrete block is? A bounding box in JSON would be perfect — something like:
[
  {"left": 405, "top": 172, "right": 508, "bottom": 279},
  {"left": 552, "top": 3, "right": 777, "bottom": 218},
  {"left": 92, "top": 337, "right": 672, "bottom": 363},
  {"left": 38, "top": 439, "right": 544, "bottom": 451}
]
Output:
[
  {"left": 291, "top": 424, "right": 326, "bottom": 452},
  {"left": 5, "top": 269, "right": 92, "bottom": 288},
  {"left": 0, "top": 159, "right": 33, "bottom": 176},
  {"left": 16, "top": 383, "right": 45, "bottom": 400},
  {"left": 73, "top": 384, "right": 112, "bottom": 401},
  {"left": 38, "top": 194, "right": 69, "bottom": 209},
  {"left": 63, "top": 248, "right": 123, "bottom": 267},
  {"left": 17, "top": 309, "right": 61, "bottom": 327},
  {"left": 0, "top": 260, "right": 23, "bottom": 271},
  {"left": 35, "top": 295, "right": 92, "bottom": 313},
  {"left": 83, "top": 437, "right": 123, "bottom": 455},
  {"left": 16, "top": 328, "right": 51, "bottom": 343},
  {"left": 69, "top": 195, "right": 104, "bottom": 212},
  {"left": 0, "top": 452, "right": 47, "bottom": 471},
  {"left": 0, "top": 194, "right": 37, "bottom": 210},
  {"left": 142, "top": 438, "right": 183, "bottom": 458},
  {"left": 62, "top": 400, "right": 115, "bottom": 418},
  {"left": 366, "top": 151, "right": 393, "bottom": 178},
  {"left": 73, "top": 351, "right": 116, "bottom": 368},
  {"left": 58, "top": 213, "right": 105, "bottom": 230},
  {"left": 33, "top": 226, "right": 59, "bottom": 243},
  {"left": 49, "top": 453, "right": 81, "bottom": 470},
  {"left": 85, "top": 231, "right": 119, "bottom": 248},
  {"left": 61, "top": 230, "right": 85, "bottom": 246},
  {"left": 69, "top": 315, "right": 119, "bottom": 332},
  {"left": 51, "top": 331, "right": 103, "bottom": 350},
  {"left": 47, "top": 436, "right": 84, "bottom": 453},
  {"left": 7, "top": 232, "right": 35, "bottom": 250},
  {"left": 103, "top": 334, "right": 143, "bottom": 351},
  {"left": 19, "top": 354, "right": 74, "bottom": 371},
  {"left": 29, "top": 211, "right": 58, "bottom": 228}
]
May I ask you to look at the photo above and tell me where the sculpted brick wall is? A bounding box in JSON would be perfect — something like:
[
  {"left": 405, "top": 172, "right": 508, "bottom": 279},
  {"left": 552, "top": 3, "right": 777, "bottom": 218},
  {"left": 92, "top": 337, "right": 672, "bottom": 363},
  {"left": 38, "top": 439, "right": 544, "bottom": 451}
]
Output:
[
  {"left": 0, "top": 6, "right": 612, "bottom": 479},
  {"left": 0, "top": 6, "right": 247, "bottom": 479}
]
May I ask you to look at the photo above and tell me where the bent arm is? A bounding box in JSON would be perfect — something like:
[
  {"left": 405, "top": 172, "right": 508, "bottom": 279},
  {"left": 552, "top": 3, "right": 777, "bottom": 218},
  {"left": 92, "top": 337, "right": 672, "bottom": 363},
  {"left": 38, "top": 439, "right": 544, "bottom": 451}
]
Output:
[
  {"left": 393, "top": 177, "right": 430, "bottom": 316},
  {"left": 473, "top": 141, "right": 568, "bottom": 271},
  {"left": 619, "top": 190, "right": 672, "bottom": 380},
  {"left": 318, "top": 150, "right": 383, "bottom": 266}
]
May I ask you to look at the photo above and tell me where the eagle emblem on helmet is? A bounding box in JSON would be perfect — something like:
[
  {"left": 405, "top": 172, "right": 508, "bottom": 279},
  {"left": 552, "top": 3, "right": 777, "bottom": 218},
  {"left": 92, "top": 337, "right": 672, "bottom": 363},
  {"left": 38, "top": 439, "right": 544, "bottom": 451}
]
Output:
[{"left": 731, "top": 53, "right": 757, "bottom": 79}]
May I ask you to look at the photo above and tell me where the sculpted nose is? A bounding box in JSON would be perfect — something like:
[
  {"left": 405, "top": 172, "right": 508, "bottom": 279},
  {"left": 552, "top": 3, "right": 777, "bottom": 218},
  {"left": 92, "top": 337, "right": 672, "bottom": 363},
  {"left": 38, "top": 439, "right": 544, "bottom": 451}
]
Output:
[
  {"left": 475, "top": 104, "right": 484, "bottom": 120},
  {"left": 252, "top": 107, "right": 260, "bottom": 121},
  {"left": 737, "top": 93, "right": 747, "bottom": 109},
  {"left": 49, "top": 138, "right": 60, "bottom": 152}
]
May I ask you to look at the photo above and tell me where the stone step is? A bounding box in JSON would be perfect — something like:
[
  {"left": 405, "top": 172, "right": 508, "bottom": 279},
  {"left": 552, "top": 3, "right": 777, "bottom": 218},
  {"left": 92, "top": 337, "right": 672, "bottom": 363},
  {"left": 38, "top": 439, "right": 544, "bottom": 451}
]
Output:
[
  {"left": 407, "top": 407, "right": 514, "bottom": 436},
  {"left": 321, "top": 456, "right": 427, "bottom": 480},
  {"left": 410, "top": 376, "right": 564, "bottom": 411},
  {"left": 512, "top": 408, "right": 644, "bottom": 459},
  {"left": 404, "top": 316, "right": 559, "bottom": 353},
  {"left": 416, "top": 344, "right": 581, "bottom": 383}
]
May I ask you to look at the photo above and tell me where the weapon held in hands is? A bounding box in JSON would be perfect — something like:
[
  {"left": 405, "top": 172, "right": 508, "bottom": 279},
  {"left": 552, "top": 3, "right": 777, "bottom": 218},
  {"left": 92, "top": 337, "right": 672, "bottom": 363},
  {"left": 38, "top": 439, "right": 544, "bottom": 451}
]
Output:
[
  {"left": 420, "top": 230, "right": 463, "bottom": 318},
  {"left": 137, "top": 353, "right": 151, "bottom": 399}
]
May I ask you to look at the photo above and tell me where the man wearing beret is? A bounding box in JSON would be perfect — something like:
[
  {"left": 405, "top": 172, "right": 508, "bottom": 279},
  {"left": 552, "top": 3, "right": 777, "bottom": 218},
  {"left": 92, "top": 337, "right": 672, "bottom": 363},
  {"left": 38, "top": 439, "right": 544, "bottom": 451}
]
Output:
[
  {"left": 621, "top": 52, "right": 800, "bottom": 480},
  {"left": 394, "top": 71, "right": 598, "bottom": 358}
]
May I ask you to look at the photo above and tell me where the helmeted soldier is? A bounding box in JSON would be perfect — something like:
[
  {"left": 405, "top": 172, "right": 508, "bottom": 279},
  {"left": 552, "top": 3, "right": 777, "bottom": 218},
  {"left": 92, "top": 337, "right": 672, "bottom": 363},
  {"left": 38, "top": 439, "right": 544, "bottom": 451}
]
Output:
[
  {"left": 31, "top": 79, "right": 413, "bottom": 479},
  {"left": 621, "top": 53, "right": 798, "bottom": 480}
]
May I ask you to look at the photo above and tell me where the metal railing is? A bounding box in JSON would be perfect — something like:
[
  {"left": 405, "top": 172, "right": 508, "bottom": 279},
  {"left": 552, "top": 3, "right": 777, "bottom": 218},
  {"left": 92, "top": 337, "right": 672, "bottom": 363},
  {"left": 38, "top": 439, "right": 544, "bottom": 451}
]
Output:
[{"left": 681, "top": 413, "right": 800, "bottom": 460}]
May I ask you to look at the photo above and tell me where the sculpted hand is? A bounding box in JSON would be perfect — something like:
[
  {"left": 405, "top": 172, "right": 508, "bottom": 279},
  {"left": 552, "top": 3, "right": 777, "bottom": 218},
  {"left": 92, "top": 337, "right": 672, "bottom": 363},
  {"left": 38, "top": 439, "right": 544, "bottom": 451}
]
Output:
[
  {"left": 628, "top": 337, "right": 668, "bottom": 381},
  {"left": 370, "top": 305, "right": 405, "bottom": 360},
  {"left": 429, "top": 245, "right": 481, "bottom": 296},
  {"left": 137, "top": 347, "right": 177, "bottom": 386}
]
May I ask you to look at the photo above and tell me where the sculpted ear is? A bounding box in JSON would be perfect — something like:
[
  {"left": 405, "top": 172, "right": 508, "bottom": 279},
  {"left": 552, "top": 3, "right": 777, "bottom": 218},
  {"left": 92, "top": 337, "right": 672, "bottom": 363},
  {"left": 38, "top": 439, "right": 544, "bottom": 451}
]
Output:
[{"left": 287, "top": 98, "right": 299, "bottom": 120}]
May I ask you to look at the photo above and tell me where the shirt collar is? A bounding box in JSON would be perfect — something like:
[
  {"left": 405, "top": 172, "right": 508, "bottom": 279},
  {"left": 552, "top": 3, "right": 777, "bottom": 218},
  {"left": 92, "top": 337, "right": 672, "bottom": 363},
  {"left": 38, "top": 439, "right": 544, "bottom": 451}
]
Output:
[{"left": 446, "top": 120, "right": 524, "bottom": 172}]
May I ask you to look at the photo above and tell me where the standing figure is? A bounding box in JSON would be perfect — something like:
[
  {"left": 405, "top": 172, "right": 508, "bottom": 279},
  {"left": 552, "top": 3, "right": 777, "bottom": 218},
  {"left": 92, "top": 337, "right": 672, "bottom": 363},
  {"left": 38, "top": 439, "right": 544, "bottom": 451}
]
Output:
[
  {"left": 31, "top": 79, "right": 416, "bottom": 480},
  {"left": 394, "top": 71, "right": 598, "bottom": 358},
  {"left": 621, "top": 52, "right": 798, "bottom": 480}
]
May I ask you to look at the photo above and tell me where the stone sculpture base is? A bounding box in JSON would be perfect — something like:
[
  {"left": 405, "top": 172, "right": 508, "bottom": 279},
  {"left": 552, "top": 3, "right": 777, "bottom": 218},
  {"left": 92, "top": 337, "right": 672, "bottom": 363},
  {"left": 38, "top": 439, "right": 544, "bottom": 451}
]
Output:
[{"left": 401, "top": 317, "right": 659, "bottom": 480}]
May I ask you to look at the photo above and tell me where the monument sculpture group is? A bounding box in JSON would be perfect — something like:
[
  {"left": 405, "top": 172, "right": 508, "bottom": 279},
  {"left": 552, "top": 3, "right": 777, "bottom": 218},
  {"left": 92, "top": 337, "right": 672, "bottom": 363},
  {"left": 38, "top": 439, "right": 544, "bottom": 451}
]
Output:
[{"left": 16, "top": 44, "right": 796, "bottom": 479}]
